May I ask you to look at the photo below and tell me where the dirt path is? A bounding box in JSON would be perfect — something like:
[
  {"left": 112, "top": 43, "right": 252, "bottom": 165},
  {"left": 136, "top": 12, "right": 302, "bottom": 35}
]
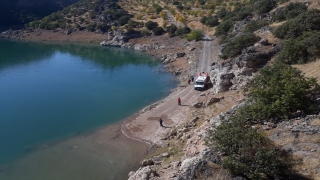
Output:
[{"left": 121, "top": 35, "right": 217, "bottom": 145}]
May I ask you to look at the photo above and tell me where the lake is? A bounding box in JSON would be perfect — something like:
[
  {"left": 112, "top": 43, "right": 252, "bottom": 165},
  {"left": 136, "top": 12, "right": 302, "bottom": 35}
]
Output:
[{"left": 0, "top": 39, "right": 176, "bottom": 179}]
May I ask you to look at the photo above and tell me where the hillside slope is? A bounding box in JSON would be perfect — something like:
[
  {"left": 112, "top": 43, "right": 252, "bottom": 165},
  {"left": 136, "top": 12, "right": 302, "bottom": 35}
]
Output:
[{"left": 0, "top": 0, "right": 80, "bottom": 29}]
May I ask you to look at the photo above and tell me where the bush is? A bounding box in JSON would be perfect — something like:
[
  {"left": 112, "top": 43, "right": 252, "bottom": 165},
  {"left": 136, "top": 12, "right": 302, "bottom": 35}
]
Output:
[
  {"left": 244, "top": 20, "right": 269, "bottom": 32},
  {"left": 96, "top": 23, "right": 110, "bottom": 32},
  {"left": 145, "top": 20, "right": 158, "bottom": 30},
  {"left": 255, "top": 0, "right": 277, "bottom": 15},
  {"left": 217, "top": 8, "right": 228, "bottom": 19},
  {"left": 201, "top": 16, "right": 219, "bottom": 27},
  {"left": 117, "top": 15, "right": 130, "bottom": 26},
  {"left": 186, "top": 30, "right": 204, "bottom": 41},
  {"left": 277, "top": 31, "right": 320, "bottom": 64},
  {"left": 221, "top": 34, "right": 260, "bottom": 58},
  {"left": 273, "top": 9, "right": 320, "bottom": 39},
  {"left": 215, "top": 19, "right": 234, "bottom": 36},
  {"left": 244, "top": 62, "right": 318, "bottom": 120},
  {"left": 273, "top": 2, "right": 307, "bottom": 22},
  {"left": 176, "top": 26, "right": 191, "bottom": 36},
  {"left": 152, "top": 26, "right": 165, "bottom": 35},
  {"left": 152, "top": 3, "right": 163, "bottom": 14},
  {"left": 207, "top": 115, "right": 292, "bottom": 179},
  {"left": 166, "top": 24, "right": 177, "bottom": 37}
]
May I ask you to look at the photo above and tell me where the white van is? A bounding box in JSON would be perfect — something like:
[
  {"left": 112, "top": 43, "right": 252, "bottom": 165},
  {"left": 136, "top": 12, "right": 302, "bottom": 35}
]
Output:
[{"left": 194, "top": 72, "right": 210, "bottom": 90}]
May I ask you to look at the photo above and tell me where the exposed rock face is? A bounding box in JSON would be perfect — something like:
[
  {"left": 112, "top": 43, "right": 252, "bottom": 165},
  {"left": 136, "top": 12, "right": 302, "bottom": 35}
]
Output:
[
  {"left": 128, "top": 166, "right": 157, "bottom": 180},
  {"left": 177, "top": 148, "right": 221, "bottom": 180},
  {"left": 210, "top": 42, "right": 279, "bottom": 93},
  {"left": 100, "top": 31, "right": 142, "bottom": 47}
]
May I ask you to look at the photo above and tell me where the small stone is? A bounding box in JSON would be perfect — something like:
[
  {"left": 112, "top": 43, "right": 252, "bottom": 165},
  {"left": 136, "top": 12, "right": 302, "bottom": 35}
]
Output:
[
  {"left": 128, "top": 171, "right": 135, "bottom": 177},
  {"left": 162, "top": 152, "right": 169, "bottom": 157},
  {"left": 311, "top": 149, "right": 317, "bottom": 152}
]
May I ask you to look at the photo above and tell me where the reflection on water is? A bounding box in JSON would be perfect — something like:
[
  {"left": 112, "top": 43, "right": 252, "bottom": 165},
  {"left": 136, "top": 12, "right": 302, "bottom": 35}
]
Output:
[{"left": 0, "top": 39, "right": 177, "bottom": 180}]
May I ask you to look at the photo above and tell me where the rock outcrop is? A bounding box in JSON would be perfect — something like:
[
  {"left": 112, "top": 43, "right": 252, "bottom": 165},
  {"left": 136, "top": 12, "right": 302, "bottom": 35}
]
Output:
[{"left": 210, "top": 38, "right": 279, "bottom": 93}]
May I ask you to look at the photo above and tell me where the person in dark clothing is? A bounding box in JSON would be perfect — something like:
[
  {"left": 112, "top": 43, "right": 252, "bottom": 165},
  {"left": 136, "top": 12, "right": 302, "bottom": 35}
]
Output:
[
  {"left": 188, "top": 79, "right": 191, "bottom": 84},
  {"left": 159, "top": 118, "right": 164, "bottom": 127},
  {"left": 178, "top": 97, "right": 181, "bottom": 105},
  {"left": 191, "top": 76, "right": 194, "bottom": 82}
]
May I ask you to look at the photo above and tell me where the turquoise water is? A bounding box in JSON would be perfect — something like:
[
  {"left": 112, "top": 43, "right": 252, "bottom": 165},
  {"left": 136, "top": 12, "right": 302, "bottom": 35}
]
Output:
[{"left": 0, "top": 39, "right": 176, "bottom": 166}]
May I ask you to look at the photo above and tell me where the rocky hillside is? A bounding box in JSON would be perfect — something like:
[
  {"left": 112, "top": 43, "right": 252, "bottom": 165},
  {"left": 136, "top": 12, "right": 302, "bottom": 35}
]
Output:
[{"left": 122, "top": 0, "right": 320, "bottom": 180}]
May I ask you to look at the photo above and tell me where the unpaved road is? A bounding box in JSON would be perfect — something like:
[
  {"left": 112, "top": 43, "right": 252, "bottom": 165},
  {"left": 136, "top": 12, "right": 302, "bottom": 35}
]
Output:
[{"left": 122, "top": 34, "right": 219, "bottom": 144}]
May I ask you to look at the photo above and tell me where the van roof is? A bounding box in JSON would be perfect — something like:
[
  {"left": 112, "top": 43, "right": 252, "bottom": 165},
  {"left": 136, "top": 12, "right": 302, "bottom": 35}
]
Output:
[{"left": 195, "top": 76, "right": 206, "bottom": 81}]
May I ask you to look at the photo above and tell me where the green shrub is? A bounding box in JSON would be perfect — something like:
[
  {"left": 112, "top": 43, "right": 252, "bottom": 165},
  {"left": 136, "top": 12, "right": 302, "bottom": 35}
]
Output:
[
  {"left": 201, "top": 16, "right": 219, "bottom": 27},
  {"left": 272, "top": 2, "right": 307, "bottom": 22},
  {"left": 152, "top": 26, "right": 165, "bottom": 35},
  {"left": 166, "top": 24, "right": 177, "bottom": 37},
  {"left": 255, "top": 0, "right": 277, "bottom": 15},
  {"left": 221, "top": 34, "right": 260, "bottom": 59},
  {"left": 277, "top": 31, "right": 320, "bottom": 64},
  {"left": 176, "top": 26, "right": 191, "bottom": 36},
  {"left": 207, "top": 115, "right": 292, "bottom": 179},
  {"left": 152, "top": 3, "right": 163, "bottom": 14},
  {"left": 273, "top": 9, "right": 320, "bottom": 39},
  {"left": 97, "top": 23, "right": 110, "bottom": 32},
  {"left": 86, "top": 23, "right": 97, "bottom": 32},
  {"left": 117, "top": 15, "right": 130, "bottom": 26},
  {"left": 244, "top": 20, "right": 269, "bottom": 32},
  {"left": 215, "top": 19, "right": 234, "bottom": 36},
  {"left": 244, "top": 62, "right": 318, "bottom": 120},
  {"left": 186, "top": 30, "right": 204, "bottom": 41},
  {"left": 217, "top": 8, "right": 228, "bottom": 19},
  {"left": 145, "top": 21, "right": 158, "bottom": 30}
]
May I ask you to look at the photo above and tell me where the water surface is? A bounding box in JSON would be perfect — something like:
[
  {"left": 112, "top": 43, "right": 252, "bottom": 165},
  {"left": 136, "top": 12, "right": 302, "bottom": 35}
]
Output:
[{"left": 0, "top": 39, "right": 176, "bottom": 179}]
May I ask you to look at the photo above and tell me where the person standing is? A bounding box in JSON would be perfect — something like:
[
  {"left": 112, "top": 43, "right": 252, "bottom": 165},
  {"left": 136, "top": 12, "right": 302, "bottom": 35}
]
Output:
[
  {"left": 159, "top": 118, "right": 164, "bottom": 127},
  {"left": 188, "top": 79, "right": 191, "bottom": 84},
  {"left": 178, "top": 97, "right": 181, "bottom": 105},
  {"left": 191, "top": 76, "right": 194, "bottom": 82}
]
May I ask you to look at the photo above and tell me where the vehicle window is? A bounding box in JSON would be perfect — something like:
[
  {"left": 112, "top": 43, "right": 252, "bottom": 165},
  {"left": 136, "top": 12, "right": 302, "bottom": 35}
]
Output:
[{"left": 196, "top": 82, "right": 204, "bottom": 85}]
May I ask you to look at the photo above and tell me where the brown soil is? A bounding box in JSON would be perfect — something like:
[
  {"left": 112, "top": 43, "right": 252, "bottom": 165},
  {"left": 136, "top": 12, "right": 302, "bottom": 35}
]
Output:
[{"left": 11, "top": 29, "right": 108, "bottom": 43}]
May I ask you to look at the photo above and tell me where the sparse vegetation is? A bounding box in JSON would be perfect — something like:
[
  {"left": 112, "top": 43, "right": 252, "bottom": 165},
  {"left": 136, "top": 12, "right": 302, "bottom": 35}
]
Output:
[
  {"left": 244, "top": 20, "right": 269, "bottom": 32},
  {"left": 220, "top": 34, "right": 260, "bottom": 59},
  {"left": 277, "top": 31, "right": 320, "bottom": 64},
  {"left": 207, "top": 116, "right": 292, "bottom": 179},
  {"left": 272, "top": 2, "right": 308, "bottom": 22},
  {"left": 273, "top": 9, "right": 320, "bottom": 39}
]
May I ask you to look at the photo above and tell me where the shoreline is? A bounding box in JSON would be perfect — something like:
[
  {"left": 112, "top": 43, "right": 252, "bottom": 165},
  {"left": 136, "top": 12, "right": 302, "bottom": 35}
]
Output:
[{"left": 1, "top": 29, "right": 203, "bottom": 178}]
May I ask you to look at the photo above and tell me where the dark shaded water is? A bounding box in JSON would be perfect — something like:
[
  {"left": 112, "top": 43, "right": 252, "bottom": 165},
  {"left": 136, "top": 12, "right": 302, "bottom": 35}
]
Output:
[{"left": 0, "top": 39, "right": 176, "bottom": 179}]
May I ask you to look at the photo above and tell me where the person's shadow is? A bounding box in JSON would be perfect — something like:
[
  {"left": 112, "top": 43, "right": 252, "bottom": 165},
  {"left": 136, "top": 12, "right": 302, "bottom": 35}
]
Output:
[{"left": 161, "top": 125, "right": 172, "bottom": 128}]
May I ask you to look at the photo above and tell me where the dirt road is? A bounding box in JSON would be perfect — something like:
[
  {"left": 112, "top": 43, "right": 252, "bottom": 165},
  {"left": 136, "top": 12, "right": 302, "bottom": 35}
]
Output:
[{"left": 121, "top": 35, "right": 218, "bottom": 145}]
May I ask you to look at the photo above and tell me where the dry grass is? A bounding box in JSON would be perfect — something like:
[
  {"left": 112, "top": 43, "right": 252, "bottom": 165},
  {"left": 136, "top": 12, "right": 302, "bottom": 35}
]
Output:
[
  {"left": 311, "top": 118, "right": 320, "bottom": 126},
  {"left": 293, "top": 59, "right": 320, "bottom": 84},
  {"left": 293, "top": 150, "right": 320, "bottom": 180}
]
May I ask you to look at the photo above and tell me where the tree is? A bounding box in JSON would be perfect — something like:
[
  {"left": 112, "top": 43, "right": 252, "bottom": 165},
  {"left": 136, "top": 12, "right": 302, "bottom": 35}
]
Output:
[
  {"left": 221, "top": 34, "right": 260, "bottom": 58},
  {"left": 186, "top": 30, "right": 204, "bottom": 41},
  {"left": 145, "top": 21, "right": 158, "bottom": 30},
  {"left": 152, "top": 26, "right": 165, "bottom": 35},
  {"left": 166, "top": 24, "right": 177, "bottom": 36},
  {"left": 176, "top": 26, "right": 191, "bottom": 36},
  {"left": 207, "top": 116, "right": 292, "bottom": 179},
  {"left": 117, "top": 15, "right": 130, "bottom": 26},
  {"left": 244, "top": 62, "right": 318, "bottom": 120},
  {"left": 255, "top": 0, "right": 277, "bottom": 15},
  {"left": 205, "top": 16, "right": 219, "bottom": 27}
]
